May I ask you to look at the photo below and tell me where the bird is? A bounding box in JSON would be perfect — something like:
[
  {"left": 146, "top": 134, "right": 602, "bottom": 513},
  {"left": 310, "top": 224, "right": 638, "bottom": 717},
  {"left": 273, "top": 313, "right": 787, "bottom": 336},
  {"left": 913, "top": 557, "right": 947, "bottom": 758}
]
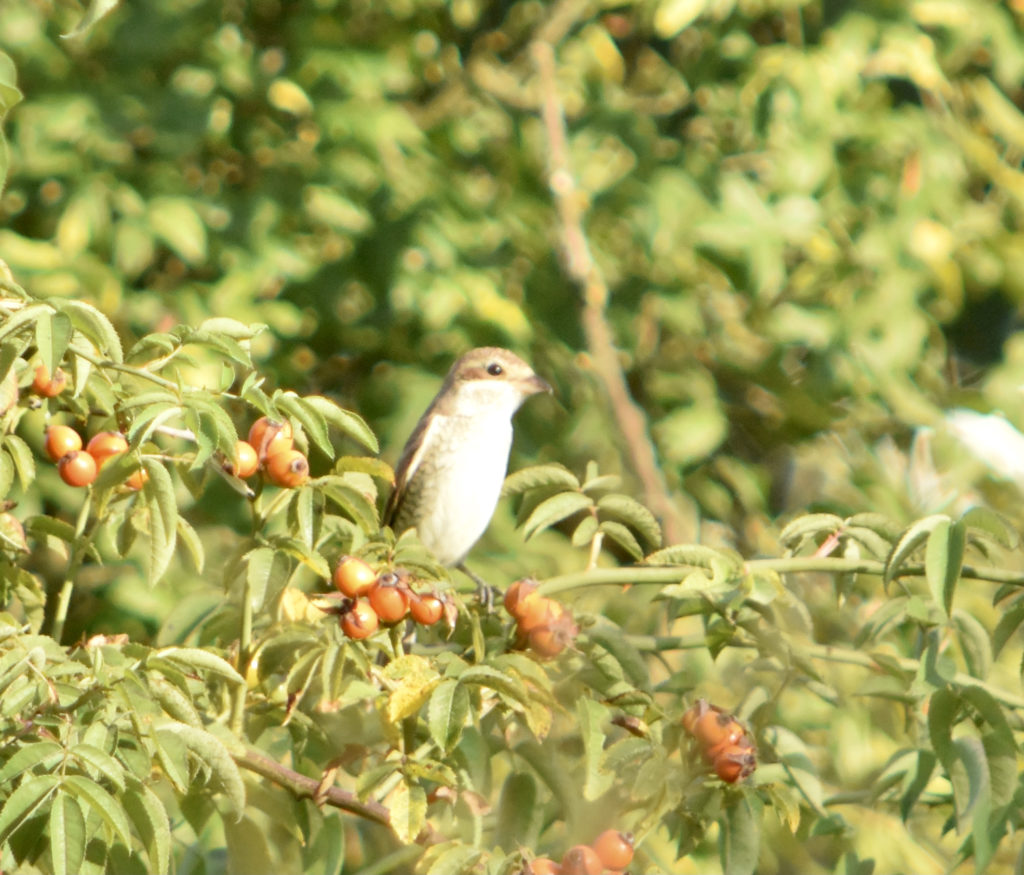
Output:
[{"left": 384, "top": 347, "right": 551, "bottom": 568}]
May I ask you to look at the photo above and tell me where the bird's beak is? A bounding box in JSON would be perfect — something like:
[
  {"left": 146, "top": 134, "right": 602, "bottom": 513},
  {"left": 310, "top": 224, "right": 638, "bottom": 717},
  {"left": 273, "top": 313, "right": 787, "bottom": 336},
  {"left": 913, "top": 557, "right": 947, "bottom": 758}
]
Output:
[{"left": 525, "top": 374, "right": 553, "bottom": 396}]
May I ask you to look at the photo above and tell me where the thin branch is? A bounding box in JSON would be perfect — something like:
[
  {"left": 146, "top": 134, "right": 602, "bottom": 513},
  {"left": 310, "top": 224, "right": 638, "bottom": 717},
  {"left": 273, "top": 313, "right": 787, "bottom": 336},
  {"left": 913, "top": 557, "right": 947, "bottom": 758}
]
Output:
[{"left": 531, "top": 40, "right": 689, "bottom": 546}]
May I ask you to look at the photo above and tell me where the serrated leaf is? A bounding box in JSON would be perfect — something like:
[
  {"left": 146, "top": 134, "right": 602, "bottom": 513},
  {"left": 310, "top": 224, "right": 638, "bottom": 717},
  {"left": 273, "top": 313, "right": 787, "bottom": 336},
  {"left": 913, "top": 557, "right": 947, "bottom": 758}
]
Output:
[
  {"left": 157, "top": 723, "right": 245, "bottom": 817},
  {"left": 140, "top": 458, "right": 177, "bottom": 583},
  {"left": 427, "top": 679, "right": 469, "bottom": 753},
  {"left": 719, "top": 791, "right": 764, "bottom": 875},
  {"left": 645, "top": 543, "right": 743, "bottom": 572},
  {"left": 320, "top": 480, "right": 379, "bottom": 534},
  {"left": 458, "top": 664, "right": 528, "bottom": 705},
  {"left": 155, "top": 647, "right": 244, "bottom": 684},
  {"left": 885, "top": 514, "right": 949, "bottom": 585},
  {"left": 900, "top": 749, "right": 937, "bottom": 822},
  {"left": 122, "top": 783, "right": 171, "bottom": 875},
  {"left": 34, "top": 310, "right": 72, "bottom": 380},
  {"left": 599, "top": 519, "right": 644, "bottom": 560},
  {"left": 778, "top": 513, "right": 843, "bottom": 549},
  {"left": 69, "top": 743, "right": 126, "bottom": 792},
  {"left": 421, "top": 841, "right": 483, "bottom": 875},
  {"left": 991, "top": 595, "right": 1024, "bottom": 658},
  {"left": 333, "top": 455, "right": 393, "bottom": 482},
  {"left": 597, "top": 493, "right": 662, "bottom": 547},
  {"left": 4, "top": 434, "right": 35, "bottom": 492},
  {"left": 49, "top": 791, "right": 85, "bottom": 875},
  {"left": 61, "top": 775, "right": 133, "bottom": 846},
  {"left": 0, "top": 302, "right": 50, "bottom": 345},
  {"left": 503, "top": 463, "right": 580, "bottom": 496},
  {"left": 385, "top": 654, "right": 441, "bottom": 722},
  {"left": 521, "top": 491, "right": 593, "bottom": 540},
  {"left": 951, "top": 610, "right": 991, "bottom": 681},
  {"left": 276, "top": 392, "right": 332, "bottom": 458},
  {"left": 925, "top": 518, "right": 964, "bottom": 618},
  {"left": 176, "top": 516, "right": 204, "bottom": 573},
  {"left": 958, "top": 506, "right": 1017, "bottom": 549},
  {"left": 53, "top": 299, "right": 124, "bottom": 363},
  {"left": 0, "top": 774, "right": 59, "bottom": 843},
  {"left": 245, "top": 547, "right": 276, "bottom": 613},
  {"left": 0, "top": 741, "right": 63, "bottom": 784},
  {"left": 303, "top": 395, "right": 379, "bottom": 453},
  {"left": 386, "top": 778, "right": 426, "bottom": 844}
]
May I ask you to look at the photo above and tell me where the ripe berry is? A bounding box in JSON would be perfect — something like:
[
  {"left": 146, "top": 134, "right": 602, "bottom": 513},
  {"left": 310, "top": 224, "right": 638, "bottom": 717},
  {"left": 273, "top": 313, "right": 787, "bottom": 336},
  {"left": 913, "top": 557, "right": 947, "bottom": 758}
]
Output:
[
  {"left": 58, "top": 451, "right": 98, "bottom": 487},
  {"left": 45, "top": 425, "right": 82, "bottom": 462},
  {"left": 368, "top": 578, "right": 410, "bottom": 624},
  {"left": 125, "top": 467, "right": 149, "bottom": 491},
  {"left": 32, "top": 364, "right": 67, "bottom": 397},
  {"left": 592, "top": 829, "right": 634, "bottom": 871},
  {"left": 409, "top": 592, "right": 444, "bottom": 626},
  {"left": 528, "top": 858, "right": 563, "bottom": 875},
  {"left": 340, "top": 601, "right": 379, "bottom": 639},
  {"left": 333, "top": 556, "right": 377, "bottom": 598},
  {"left": 516, "top": 595, "right": 566, "bottom": 635},
  {"left": 227, "top": 440, "right": 259, "bottom": 478},
  {"left": 86, "top": 431, "right": 129, "bottom": 467},
  {"left": 713, "top": 746, "right": 756, "bottom": 783},
  {"left": 560, "top": 845, "right": 602, "bottom": 875},
  {"left": 248, "top": 416, "right": 293, "bottom": 461},
  {"left": 527, "top": 614, "right": 577, "bottom": 659},
  {"left": 503, "top": 578, "right": 539, "bottom": 618},
  {"left": 265, "top": 449, "right": 309, "bottom": 488}
]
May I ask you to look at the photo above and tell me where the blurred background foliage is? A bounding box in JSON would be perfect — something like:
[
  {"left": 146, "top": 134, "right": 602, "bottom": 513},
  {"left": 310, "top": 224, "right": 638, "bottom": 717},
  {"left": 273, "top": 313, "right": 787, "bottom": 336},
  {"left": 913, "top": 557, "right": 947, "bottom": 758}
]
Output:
[{"left": 4, "top": 0, "right": 1024, "bottom": 872}]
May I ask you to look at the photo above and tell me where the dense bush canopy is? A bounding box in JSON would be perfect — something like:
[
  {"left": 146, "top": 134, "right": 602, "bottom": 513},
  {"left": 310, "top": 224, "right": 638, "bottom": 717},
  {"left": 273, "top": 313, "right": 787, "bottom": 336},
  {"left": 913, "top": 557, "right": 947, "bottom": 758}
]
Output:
[{"left": 2, "top": 0, "right": 1024, "bottom": 873}]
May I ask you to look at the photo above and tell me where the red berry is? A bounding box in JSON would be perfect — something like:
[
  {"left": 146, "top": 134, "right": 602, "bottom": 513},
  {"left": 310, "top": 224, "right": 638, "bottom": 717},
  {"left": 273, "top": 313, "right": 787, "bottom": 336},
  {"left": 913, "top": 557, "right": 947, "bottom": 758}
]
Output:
[
  {"left": 227, "top": 440, "right": 259, "bottom": 478},
  {"left": 561, "top": 845, "right": 602, "bottom": 875},
  {"left": 58, "top": 451, "right": 98, "bottom": 487},
  {"left": 368, "top": 578, "right": 410, "bottom": 624},
  {"left": 591, "top": 829, "right": 634, "bottom": 870},
  {"left": 32, "top": 364, "right": 67, "bottom": 397},
  {"left": 86, "top": 431, "right": 129, "bottom": 467},
  {"left": 713, "top": 746, "right": 757, "bottom": 783},
  {"left": 409, "top": 592, "right": 444, "bottom": 626},
  {"left": 45, "top": 425, "right": 82, "bottom": 462},
  {"left": 248, "top": 416, "right": 293, "bottom": 461},
  {"left": 340, "top": 601, "right": 379, "bottom": 639},
  {"left": 265, "top": 449, "right": 309, "bottom": 488},
  {"left": 333, "top": 556, "right": 377, "bottom": 598}
]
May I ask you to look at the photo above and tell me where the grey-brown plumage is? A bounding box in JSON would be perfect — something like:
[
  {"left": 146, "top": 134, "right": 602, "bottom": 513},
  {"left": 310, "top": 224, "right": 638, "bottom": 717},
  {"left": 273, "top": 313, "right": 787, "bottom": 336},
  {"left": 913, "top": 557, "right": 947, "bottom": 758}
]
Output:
[{"left": 384, "top": 347, "right": 550, "bottom": 566}]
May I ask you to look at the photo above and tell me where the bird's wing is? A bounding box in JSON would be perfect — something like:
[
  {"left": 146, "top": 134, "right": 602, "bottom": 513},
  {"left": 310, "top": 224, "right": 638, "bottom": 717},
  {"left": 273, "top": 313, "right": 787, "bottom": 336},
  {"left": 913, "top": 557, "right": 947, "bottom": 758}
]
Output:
[{"left": 383, "top": 406, "right": 442, "bottom": 527}]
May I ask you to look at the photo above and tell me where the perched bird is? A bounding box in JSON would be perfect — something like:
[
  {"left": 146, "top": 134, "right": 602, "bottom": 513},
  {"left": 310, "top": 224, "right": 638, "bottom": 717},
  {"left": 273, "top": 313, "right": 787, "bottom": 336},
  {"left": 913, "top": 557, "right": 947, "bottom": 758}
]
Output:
[{"left": 384, "top": 347, "right": 551, "bottom": 567}]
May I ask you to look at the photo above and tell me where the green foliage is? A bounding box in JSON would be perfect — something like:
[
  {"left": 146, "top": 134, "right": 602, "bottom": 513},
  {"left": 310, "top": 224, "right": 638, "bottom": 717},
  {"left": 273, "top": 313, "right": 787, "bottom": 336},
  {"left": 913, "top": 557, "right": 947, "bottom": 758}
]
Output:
[{"left": 2, "top": 0, "right": 1024, "bottom": 873}]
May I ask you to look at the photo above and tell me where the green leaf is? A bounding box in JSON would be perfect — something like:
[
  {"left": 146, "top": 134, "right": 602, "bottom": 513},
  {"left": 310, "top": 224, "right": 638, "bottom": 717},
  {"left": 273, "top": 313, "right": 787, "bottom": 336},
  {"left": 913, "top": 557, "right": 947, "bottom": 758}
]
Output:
[
  {"left": 3, "top": 435, "right": 35, "bottom": 492},
  {"left": 154, "top": 647, "right": 244, "bottom": 684},
  {"left": 0, "top": 302, "right": 51, "bottom": 346},
  {"left": 122, "top": 784, "right": 171, "bottom": 875},
  {"left": 303, "top": 395, "right": 379, "bottom": 453},
  {"left": 276, "top": 392, "right": 333, "bottom": 458},
  {"left": 61, "top": 0, "right": 122, "bottom": 39},
  {"left": 69, "top": 743, "right": 126, "bottom": 792},
  {"left": 521, "top": 491, "right": 593, "bottom": 540},
  {"left": 386, "top": 778, "right": 426, "bottom": 844},
  {"left": 951, "top": 610, "right": 992, "bottom": 681},
  {"left": 54, "top": 299, "right": 124, "bottom": 363},
  {"left": 494, "top": 772, "right": 538, "bottom": 852},
  {"left": 421, "top": 841, "right": 481, "bottom": 875},
  {"left": 578, "top": 698, "right": 614, "bottom": 801},
  {"left": 991, "top": 595, "right": 1024, "bottom": 658},
  {"left": 885, "top": 514, "right": 949, "bottom": 585},
  {"left": 427, "top": 678, "right": 469, "bottom": 754},
  {"left": 599, "top": 519, "right": 644, "bottom": 560},
  {"left": 245, "top": 547, "right": 277, "bottom": 613},
  {"left": 0, "top": 741, "right": 63, "bottom": 784},
  {"left": 928, "top": 688, "right": 968, "bottom": 829},
  {"left": 778, "top": 513, "right": 843, "bottom": 549},
  {"left": 719, "top": 791, "right": 764, "bottom": 875},
  {"left": 924, "top": 517, "right": 964, "bottom": 618},
  {"left": 48, "top": 791, "right": 85, "bottom": 875},
  {"left": 156, "top": 723, "right": 245, "bottom": 817},
  {"left": 503, "top": 463, "right": 580, "bottom": 496},
  {"left": 899, "top": 749, "right": 936, "bottom": 822},
  {"left": 958, "top": 506, "right": 1017, "bottom": 549},
  {"left": 0, "top": 774, "right": 59, "bottom": 844},
  {"left": 148, "top": 197, "right": 207, "bottom": 265},
  {"left": 0, "top": 50, "right": 23, "bottom": 118},
  {"left": 176, "top": 516, "right": 205, "bottom": 573},
  {"left": 140, "top": 457, "right": 178, "bottom": 583},
  {"left": 458, "top": 665, "right": 528, "bottom": 705},
  {"left": 34, "top": 311, "right": 72, "bottom": 380},
  {"left": 61, "top": 775, "right": 133, "bottom": 846},
  {"left": 597, "top": 493, "right": 662, "bottom": 546},
  {"left": 645, "top": 543, "right": 744, "bottom": 573}
]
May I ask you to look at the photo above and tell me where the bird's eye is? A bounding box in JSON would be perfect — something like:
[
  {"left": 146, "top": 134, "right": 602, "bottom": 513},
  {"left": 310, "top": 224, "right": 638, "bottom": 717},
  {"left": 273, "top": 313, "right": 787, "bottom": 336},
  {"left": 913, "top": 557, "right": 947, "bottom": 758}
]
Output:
[{"left": 486, "top": 363, "right": 503, "bottom": 376}]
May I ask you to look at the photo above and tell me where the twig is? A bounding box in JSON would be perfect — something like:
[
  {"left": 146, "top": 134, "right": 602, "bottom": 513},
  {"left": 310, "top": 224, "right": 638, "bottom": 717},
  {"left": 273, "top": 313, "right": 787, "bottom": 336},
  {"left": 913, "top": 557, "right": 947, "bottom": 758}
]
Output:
[{"left": 531, "top": 40, "right": 689, "bottom": 546}]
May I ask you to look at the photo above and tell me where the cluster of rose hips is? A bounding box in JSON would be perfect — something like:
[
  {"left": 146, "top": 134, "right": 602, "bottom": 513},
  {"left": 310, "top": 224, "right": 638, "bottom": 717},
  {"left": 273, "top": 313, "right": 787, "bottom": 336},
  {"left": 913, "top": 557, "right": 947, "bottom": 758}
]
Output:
[
  {"left": 44, "top": 425, "right": 148, "bottom": 489},
  {"left": 681, "top": 698, "right": 757, "bottom": 783},
  {"left": 226, "top": 416, "right": 310, "bottom": 489},
  {"left": 527, "top": 829, "right": 635, "bottom": 875},
  {"left": 330, "top": 555, "right": 447, "bottom": 639},
  {"left": 503, "top": 579, "right": 578, "bottom": 659}
]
